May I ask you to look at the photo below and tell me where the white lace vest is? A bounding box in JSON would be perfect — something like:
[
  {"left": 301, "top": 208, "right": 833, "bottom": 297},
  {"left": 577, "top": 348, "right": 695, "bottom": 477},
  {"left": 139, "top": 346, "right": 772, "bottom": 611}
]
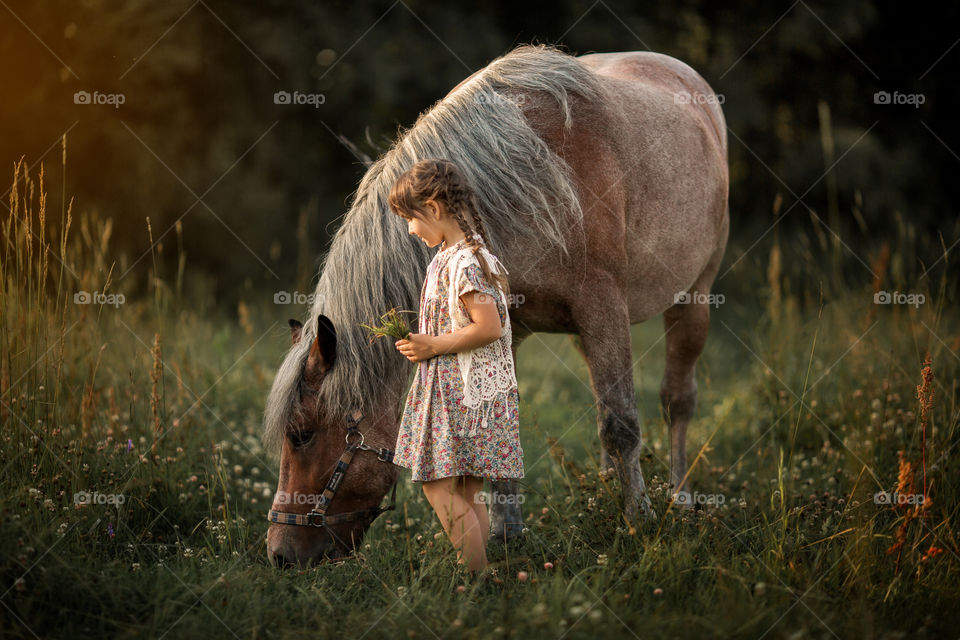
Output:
[{"left": 424, "top": 235, "right": 518, "bottom": 436}]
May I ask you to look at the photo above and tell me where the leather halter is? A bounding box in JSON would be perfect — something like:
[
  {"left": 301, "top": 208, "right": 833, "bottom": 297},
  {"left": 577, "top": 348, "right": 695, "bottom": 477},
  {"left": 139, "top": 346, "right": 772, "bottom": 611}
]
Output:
[{"left": 266, "top": 410, "right": 398, "bottom": 529}]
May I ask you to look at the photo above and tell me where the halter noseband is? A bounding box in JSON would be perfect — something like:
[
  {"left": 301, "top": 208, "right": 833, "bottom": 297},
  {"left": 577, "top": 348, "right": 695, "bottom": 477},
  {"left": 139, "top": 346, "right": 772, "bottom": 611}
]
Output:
[{"left": 266, "top": 409, "right": 398, "bottom": 530}]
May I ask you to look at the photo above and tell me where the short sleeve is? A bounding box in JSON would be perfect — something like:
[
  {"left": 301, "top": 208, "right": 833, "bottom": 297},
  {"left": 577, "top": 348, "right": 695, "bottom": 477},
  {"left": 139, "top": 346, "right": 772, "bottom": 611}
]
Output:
[
  {"left": 456, "top": 263, "right": 498, "bottom": 301},
  {"left": 456, "top": 263, "right": 507, "bottom": 327}
]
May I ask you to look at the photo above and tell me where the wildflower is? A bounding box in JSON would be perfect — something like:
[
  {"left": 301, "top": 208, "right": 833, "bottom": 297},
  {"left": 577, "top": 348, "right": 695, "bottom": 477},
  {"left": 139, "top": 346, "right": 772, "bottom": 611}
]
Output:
[
  {"left": 920, "top": 546, "right": 945, "bottom": 563},
  {"left": 596, "top": 554, "right": 608, "bottom": 566},
  {"left": 517, "top": 571, "right": 528, "bottom": 582},
  {"left": 543, "top": 562, "right": 554, "bottom": 570},
  {"left": 106, "top": 523, "right": 115, "bottom": 538},
  {"left": 653, "top": 588, "right": 663, "bottom": 596},
  {"left": 359, "top": 308, "right": 414, "bottom": 343},
  {"left": 126, "top": 438, "right": 133, "bottom": 451}
]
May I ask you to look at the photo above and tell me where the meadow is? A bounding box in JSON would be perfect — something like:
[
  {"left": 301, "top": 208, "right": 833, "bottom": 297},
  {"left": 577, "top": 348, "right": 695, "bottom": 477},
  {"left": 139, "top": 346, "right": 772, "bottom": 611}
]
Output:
[{"left": 1, "top": 156, "right": 958, "bottom": 639}]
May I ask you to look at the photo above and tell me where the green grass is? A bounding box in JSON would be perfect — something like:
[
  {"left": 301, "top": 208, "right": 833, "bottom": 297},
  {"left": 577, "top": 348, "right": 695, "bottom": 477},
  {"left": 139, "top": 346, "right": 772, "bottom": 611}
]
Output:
[{"left": 1, "top": 157, "right": 958, "bottom": 639}]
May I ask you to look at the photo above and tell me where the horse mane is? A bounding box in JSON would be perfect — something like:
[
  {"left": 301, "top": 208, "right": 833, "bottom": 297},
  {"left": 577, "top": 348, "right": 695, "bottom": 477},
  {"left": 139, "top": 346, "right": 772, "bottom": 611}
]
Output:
[{"left": 262, "top": 43, "right": 605, "bottom": 452}]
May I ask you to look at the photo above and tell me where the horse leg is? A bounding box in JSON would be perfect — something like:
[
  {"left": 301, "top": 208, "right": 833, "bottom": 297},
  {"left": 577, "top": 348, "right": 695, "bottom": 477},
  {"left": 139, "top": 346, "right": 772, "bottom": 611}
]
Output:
[
  {"left": 572, "top": 295, "right": 654, "bottom": 523},
  {"left": 660, "top": 262, "right": 720, "bottom": 500},
  {"left": 569, "top": 333, "right": 617, "bottom": 474},
  {"left": 488, "top": 337, "right": 527, "bottom": 546}
]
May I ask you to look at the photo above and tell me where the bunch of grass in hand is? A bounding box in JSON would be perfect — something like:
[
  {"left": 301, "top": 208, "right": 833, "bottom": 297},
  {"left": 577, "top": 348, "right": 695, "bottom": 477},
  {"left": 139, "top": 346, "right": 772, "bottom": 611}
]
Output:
[{"left": 359, "top": 308, "right": 414, "bottom": 344}]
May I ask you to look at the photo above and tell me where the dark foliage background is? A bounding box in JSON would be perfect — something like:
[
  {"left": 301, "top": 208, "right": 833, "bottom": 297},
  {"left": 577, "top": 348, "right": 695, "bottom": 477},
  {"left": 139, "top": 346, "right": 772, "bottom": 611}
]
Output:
[{"left": 1, "top": 0, "right": 957, "bottom": 305}]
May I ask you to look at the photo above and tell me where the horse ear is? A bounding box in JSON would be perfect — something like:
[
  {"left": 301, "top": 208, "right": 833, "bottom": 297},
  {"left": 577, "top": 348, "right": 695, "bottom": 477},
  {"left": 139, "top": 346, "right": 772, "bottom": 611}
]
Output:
[
  {"left": 288, "top": 319, "right": 303, "bottom": 344},
  {"left": 306, "top": 314, "right": 337, "bottom": 381}
]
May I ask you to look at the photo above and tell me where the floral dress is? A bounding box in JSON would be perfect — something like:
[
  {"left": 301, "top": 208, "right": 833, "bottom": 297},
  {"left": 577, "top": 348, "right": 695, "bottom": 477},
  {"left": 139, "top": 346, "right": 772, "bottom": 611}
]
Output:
[{"left": 393, "top": 238, "right": 524, "bottom": 482}]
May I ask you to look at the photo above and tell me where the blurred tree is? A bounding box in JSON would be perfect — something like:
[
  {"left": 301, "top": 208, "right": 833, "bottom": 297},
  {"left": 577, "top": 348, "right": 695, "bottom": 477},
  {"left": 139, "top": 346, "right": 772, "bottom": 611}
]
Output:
[{"left": 0, "top": 0, "right": 955, "bottom": 305}]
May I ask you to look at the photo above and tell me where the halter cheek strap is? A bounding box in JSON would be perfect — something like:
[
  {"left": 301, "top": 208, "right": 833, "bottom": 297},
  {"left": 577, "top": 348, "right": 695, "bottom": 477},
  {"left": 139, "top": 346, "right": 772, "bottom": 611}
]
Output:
[{"left": 266, "top": 411, "right": 399, "bottom": 529}]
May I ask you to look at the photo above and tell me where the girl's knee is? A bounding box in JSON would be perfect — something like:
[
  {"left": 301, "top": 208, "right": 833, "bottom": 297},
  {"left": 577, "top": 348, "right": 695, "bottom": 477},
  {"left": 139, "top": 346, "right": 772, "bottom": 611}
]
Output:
[{"left": 422, "top": 476, "right": 455, "bottom": 499}]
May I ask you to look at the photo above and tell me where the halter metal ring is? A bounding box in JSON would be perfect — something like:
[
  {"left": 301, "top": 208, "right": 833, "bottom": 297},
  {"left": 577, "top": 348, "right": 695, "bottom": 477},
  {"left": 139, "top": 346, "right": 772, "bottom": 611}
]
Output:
[{"left": 345, "top": 429, "right": 364, "bottom": 448}]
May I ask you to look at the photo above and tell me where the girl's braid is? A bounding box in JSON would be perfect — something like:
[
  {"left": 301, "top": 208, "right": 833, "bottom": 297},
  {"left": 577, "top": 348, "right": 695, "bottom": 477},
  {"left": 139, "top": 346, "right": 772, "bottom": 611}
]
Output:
[
  {"left": 388, "top": 158, "right": 511, "bottom": 298},
  {"left": 438, "top": 162, "right": 511, "bottom": 298}
]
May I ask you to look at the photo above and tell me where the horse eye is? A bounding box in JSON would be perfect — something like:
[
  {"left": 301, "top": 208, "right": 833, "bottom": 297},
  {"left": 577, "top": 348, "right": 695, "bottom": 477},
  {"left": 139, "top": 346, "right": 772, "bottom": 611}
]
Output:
[{"left": 288, "top": 429, "right": 315, "bottom": 449}]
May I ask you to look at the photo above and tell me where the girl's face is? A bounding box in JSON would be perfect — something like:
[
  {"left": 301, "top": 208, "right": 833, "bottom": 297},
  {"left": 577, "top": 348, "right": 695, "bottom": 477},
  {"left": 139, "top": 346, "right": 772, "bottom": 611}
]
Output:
[{"left": 403, "top": 203, "right": 445, "bottom": 248}]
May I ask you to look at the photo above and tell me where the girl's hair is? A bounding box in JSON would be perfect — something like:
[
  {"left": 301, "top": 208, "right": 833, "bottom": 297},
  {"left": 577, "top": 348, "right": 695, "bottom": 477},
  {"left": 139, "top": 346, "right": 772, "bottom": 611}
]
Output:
[{"left": 388, "top": 158, "right": 510, "bottom": 298}]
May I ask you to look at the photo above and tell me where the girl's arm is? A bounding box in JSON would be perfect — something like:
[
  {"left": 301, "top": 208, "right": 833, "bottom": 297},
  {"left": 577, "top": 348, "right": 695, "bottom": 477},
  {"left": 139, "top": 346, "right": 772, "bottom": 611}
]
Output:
[
  {"left": 394, "top": 292, "right": 501, "bottom": 362},
  {"left": 430, "top": 292, "right": 502, "bottom": 355}
]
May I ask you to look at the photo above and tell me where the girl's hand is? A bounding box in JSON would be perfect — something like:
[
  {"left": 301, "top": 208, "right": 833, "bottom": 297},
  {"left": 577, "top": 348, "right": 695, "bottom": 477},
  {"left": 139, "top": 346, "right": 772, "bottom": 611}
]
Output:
[{"left": 395, "top": 333, "right": 436, "bottom": 362}]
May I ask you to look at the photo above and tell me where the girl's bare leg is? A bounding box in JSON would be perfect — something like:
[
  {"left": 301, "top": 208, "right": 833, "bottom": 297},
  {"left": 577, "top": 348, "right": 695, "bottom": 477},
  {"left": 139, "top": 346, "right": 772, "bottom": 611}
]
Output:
[
  {"left": 422, "top": 476, "right": 488, "bottom": 571},
  {"left": 458, "top": 475, "right": 489, "bottom": 544}
]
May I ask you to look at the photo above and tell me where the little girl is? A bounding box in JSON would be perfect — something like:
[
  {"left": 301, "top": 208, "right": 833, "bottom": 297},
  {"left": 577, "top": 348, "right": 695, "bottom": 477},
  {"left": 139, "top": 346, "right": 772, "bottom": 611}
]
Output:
[{"left": 388, "top": 158, "right": 523, "bottom": 574}]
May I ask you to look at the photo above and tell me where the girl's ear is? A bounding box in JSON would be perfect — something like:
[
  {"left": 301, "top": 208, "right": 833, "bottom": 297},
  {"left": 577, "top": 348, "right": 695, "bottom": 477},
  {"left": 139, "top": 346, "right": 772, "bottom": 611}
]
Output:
[{"left": 425, "top": 199, "right": 441, "bottom": 221}]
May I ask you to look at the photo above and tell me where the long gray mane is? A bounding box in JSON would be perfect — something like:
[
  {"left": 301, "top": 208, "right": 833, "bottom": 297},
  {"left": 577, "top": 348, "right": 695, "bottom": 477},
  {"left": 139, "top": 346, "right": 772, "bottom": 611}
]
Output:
[{"left": 262, "top": 44, "right": 605, "bottom": 453}]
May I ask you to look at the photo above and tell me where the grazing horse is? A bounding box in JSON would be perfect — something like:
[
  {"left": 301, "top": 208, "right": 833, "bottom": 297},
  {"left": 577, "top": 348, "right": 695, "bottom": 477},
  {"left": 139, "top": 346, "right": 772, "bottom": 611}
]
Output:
[{"left": 262, "top": 43, "right": 728, "bottom": 567}]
